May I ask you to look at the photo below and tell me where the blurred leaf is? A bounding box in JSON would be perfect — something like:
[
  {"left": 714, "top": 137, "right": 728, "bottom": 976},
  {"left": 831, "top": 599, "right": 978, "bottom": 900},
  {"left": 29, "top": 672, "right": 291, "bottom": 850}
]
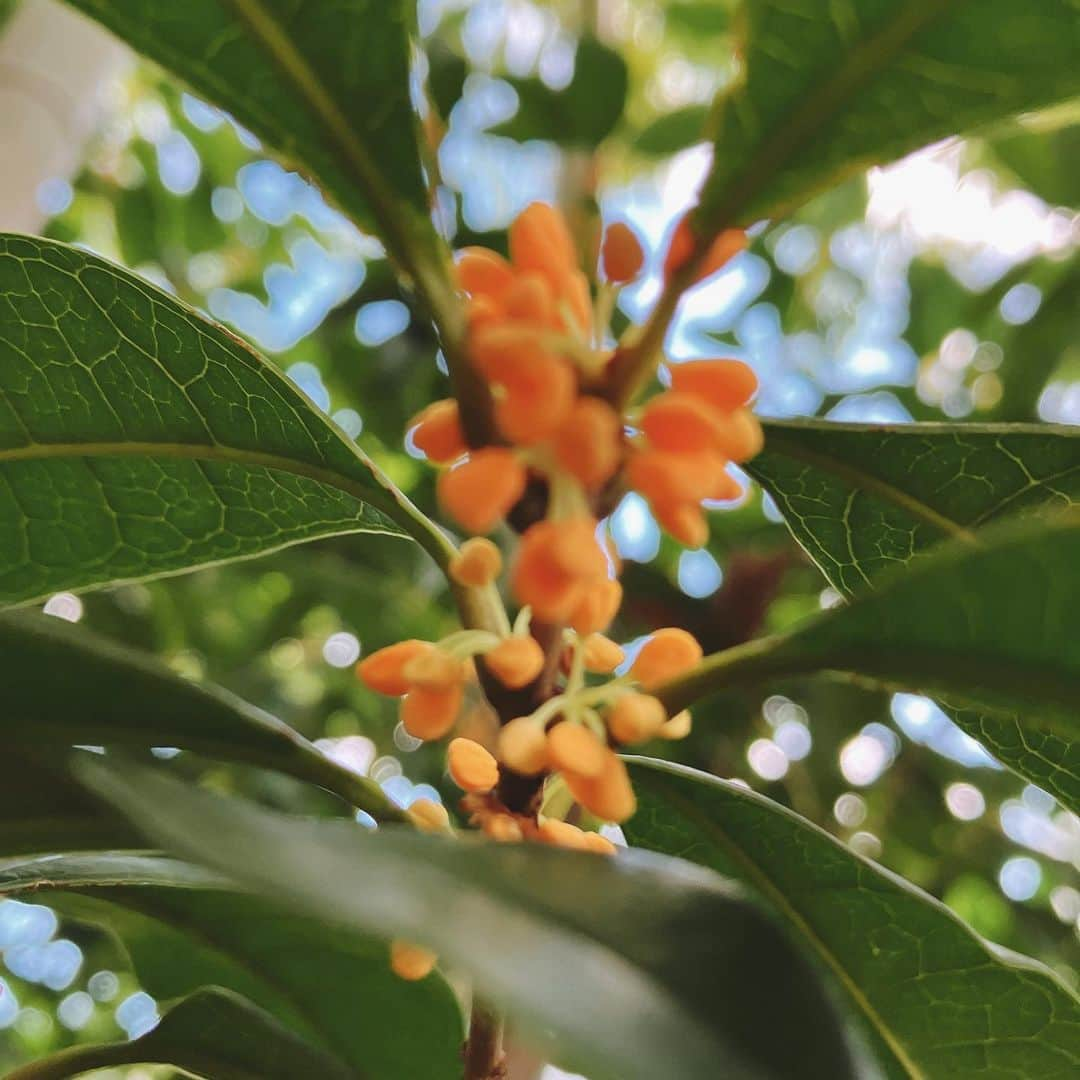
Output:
[
  {"left": 625, "top": 758, "right": 1080, "bottom": 1080},
  {"left": 750, "top": 420, "right": 1080, "bottom": 594},
  {"left": 700, "top": 1, "right": 1080, "bottom": 228},
  {"left": 0, "top": 612, "right": 396, "bottom": 818},
  {"left": 494, "top": 37, "right": 628, "bottom": 146},
  {"left": 660, "top": 517, "right": 1080, "bottom": 813},
  {"left": 988, "top": 117, "right": 1080, "bottom": 208},
  {"left": 635, "top": 105, "right": 710, "bottom": 157},
  {"left": 64, "top": 0, "right": 435, "bottom": 248},
  {"left": 6, "top": 988, "right": 354, "bottom": 1080},
  {"left": 427, "top": 38, "right": 468, "bottom": 120},
  {"left": 0, "top": 749, "right": 139, "bottom": 857},
  {"left": 0, "top": 854, "right": 463, "bottom": 1080},
  {"left": 80, "top": 758, "right": 858, "bottom": 1080},
  {"left": 0, "top": 235, "right": 456, "bottom": 606},
  {"left": 665, "top": 1, "right": 733, "bottom": 36}
]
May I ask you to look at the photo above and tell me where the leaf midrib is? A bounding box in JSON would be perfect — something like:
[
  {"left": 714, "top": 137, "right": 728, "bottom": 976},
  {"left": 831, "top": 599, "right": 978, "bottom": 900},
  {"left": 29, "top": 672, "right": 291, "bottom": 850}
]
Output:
[
  {"left": 632, "top": 769, "right": 925, "bottom": 1080},
  {"left": 708, "top": 0, "right": 954, "bottom": 225}
]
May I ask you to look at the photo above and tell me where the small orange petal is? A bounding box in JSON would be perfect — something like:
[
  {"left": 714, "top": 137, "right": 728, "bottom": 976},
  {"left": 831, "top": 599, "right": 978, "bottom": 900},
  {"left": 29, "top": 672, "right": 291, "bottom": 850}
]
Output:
[
  {"left": 546, "top": 722, "right": 609, "bottom": 780},
  {"left": 437, "top": 449, "right": 527, "bottom": 534},
  {"left": 631, "top": 628, "right": 703, "bottom": 690},
  {"left": 497, "top": 717, "right": 549, "bottom": 775},
  {"left": 400, "top": 684, "right": 463, "bottom": 740},
  {"left": 640, "top": 391, "right": 722, "bottom": 454},
  {"left": 582, "top": 633, "right": 625, "bottom": 673},
  {"left": 448, "top": 737, "right": 500, "bottom": 792},
  {"left": 409, "top": 399, "right": 467, "bottom": 464},
  {"left": 563, "top": 750, "right": 636, "bottom": 823},
  {"left": 552, "top": 396, "right": 623, "bottom": 491},
  {"left": 607, "top": 692, "right": 667, "bottom": 745},
  {"left": 390, "top": 940, "right": 437, "bottom": 981},
  {"left": 357, "top": 640, "right": 433, "bottom": 697},
  {"left": 668, "top": 358, "right": 758, "bottom": 412},
  {"left": 484, "top": 636, "right": 546, "bottom": 689},
  {"left": 455, "top": 247, "right": 515, "bottom": 299},
  {"left": 449, "top": 537, "right": 503, "bottom": 587},
  {"left": 569, "top": 578, "right": 622, "bottom": 636}
]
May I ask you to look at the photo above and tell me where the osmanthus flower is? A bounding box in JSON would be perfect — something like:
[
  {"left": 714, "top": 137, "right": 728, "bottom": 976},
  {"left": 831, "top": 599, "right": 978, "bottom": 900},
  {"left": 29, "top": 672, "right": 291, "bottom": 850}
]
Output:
[{"left": 363, "top": 200, "right": 764, "bottom": 981}]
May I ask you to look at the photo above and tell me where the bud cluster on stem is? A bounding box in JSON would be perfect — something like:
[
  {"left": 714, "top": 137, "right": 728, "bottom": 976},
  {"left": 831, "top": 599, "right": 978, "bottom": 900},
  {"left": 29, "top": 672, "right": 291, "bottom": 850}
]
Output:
[{"left": 359, "top": 200, "right": 765, "bottom": 982}]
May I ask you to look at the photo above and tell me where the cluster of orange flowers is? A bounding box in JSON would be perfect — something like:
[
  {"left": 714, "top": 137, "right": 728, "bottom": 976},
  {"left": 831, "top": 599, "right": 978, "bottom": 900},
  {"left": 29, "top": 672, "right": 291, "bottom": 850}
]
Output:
[{"left": 358, "top": 202, "right": 763, "bottom": 981}]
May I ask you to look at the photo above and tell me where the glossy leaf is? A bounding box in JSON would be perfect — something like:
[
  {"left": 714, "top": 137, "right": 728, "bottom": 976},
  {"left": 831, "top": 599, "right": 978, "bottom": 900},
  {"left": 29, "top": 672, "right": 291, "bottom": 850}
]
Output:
[
  {"left": 625, "top": 758, "right": 1080, "bottom": 1080},
  {"left": 64, "top": 0, "right": 433, "bottom": 245},
  {"left": 79, "top": 757, "right": 858, "bottom": 1080},
  {"left": 6, "top": 988, "right": 353, "bottom": 1080},
  {"left": 0, "top": 612, "right": 397, "bottom": 819},
  {"left": 0, "top": 853, "right": 464, "bottom": 1080},
  {"left": 0, "top": 234, "right": 452, "bottom": 606},
  {"left": 750, "top": 420, "right": 1080, "bottom": 595},
  {"left": 660, "top": 518, "right": 1080, "bottom": 812},
  {"left": 700, "top": 1, "right": 1080, "bottom": 229}
]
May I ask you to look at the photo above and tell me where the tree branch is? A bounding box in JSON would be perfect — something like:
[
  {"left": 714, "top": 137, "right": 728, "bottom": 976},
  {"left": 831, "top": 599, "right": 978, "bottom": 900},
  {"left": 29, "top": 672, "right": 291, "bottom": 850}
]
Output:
[{"left": 465, "top": 997, "right": 506, "bottom": 1080}]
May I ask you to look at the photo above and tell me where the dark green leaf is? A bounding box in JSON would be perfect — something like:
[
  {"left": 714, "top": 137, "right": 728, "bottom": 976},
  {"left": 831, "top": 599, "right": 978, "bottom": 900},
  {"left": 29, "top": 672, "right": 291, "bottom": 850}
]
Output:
[
  {"left": 64, "top": 0, "right": 433, "bottom": 246},
  {"left": 750, "top": 420, "right": 1080, "bottom": 595},
  {"left": 0, "top": 234, "right": 452, "bottom": 606},
  {"left": 79, "top": 758, "right": 858, "bottom": 1080},
  {"left": 635, "top": 105, "right": 710, "bottom": 157},
  {"left": 700, "top": 1, "right": 1080, "bottom": 228},
  {"left": 626, "top": 758, "right": 1080, "bottom": 1080},
  {"left": 0, "top": 853, "right": 463, "bottom": 1080},
  {"left": 988, "top": 115, "right": 1080, "bottom": 208},
  {"left": 494, "top": 37, "right": 628, "bottom": 147},
  {"left": 427, "top": 39, "right": 469, "bottom": 120},
  {"left": 659, "top": 517, "right": 1080, "bottom": 812},
  {"left": 0, "top": 612, "right": 397, "bottom": 819},
  {"left": 665, "top": 1, "right": 733, "bottom": 36},
  {"left": 5, "top": 988, "right": 353, "bottom": 1080},
  {"left": 0, "top": 749, "right": 139, "bottom": 857}
]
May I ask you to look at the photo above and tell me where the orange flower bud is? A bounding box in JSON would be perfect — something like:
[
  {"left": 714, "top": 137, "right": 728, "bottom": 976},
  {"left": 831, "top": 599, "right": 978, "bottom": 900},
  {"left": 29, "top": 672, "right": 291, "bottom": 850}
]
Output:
[
  {"left": 668, "top": 358, "right": 757, "bottom": 412},
  {"left": 437, "top": 449, "right": 527, "bottom": 533},
  {"left": 357, "top": 640, "right": 433, "bottom": 697},
  {"left": 663, "top": 215, "right": 746, "bottom": 283},
  {"left": 582, "top": 831, "right": 617, "bottom": 855},
  {"left": 483, "top": 813, "right": 524, "bottom": 842},
  {"left": 484, "top": 635, "right": 545, "bottom": 689},
  {"left": 466, "top": 293, "right": 503, "bottom": 328},
  {"left": 408, "top": 399, "right": 466, "bottom": 464},
  {"left": 494, "top": 356, "right": 577, "bottom": 445},
  {"left": 546, "top": 722, "right": 609, "bottom": 780},
  {"left": 503, "top": 271, "right": 557, "bottom": 328},
  {"left": 708, "top": 469, "right": 745, "bottom": 503},
  {"left": 659, "top": 709, "right": 692, "bottom": 740},
  {"left": 406, "top": 798, "right": 451, "bottom": 833},
  {"left": 631, "top": 627, "right": 703, "bottom": 690},
  {"left": 401, "top": 684, "right": 463, "bottom": 740},
  {"left": 640, "top": 391, "right": 722, "bottom": 453},
  {"left": 456, "top": 246, "right": 515, "bottom": 299},
  {"left": 583, "top": 633, "right": 624, "bottom": 673},
  {"left": 713, "top": 407, "right": 764, "bottom": 463},
  {"left": 563, "top": 750, "right": 636, "bottom": 823},
  {"left": 607, "top": 692, "right": 667, "bottom": 745},
  {"left": 449, "top": 537, "right": 503, "bottom": 588},
  {"left": 601, "top": 221, "right": 645, "bottom": 283},
  {"left": 512, "top": 519, "right": 607, "bottom": 624},
  {"left": 402, "top": 649, "right": 466, "bottom": 691},
  {"left": 497, "top": 717, "right": 549, "bottom": 775},
  {"left": 390, "top": 940, "right": 437, "bottom": 981},
  {"left": 509, "top": 202, "right": 578, "bottom": 292},
  {"left": 448, "top": 737, "right": 500, "bottom": 792},
  {"left": 569, "top": 578, "right": 622, "bottom": 636},
  {"left": 550, "top": 519, "right": 609, "bottom": 579},
  {"left": 627, "top": 448, "right": 727, "bottom": 506},
  {"left": 652, "top": 499, "right": 709, "bottom": 548},
  {"left": 552, "top": 396, "right": 622, "bottom": 490},
  {"left": 537, "top": 818, "right": 590, "bottom": 850}
]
